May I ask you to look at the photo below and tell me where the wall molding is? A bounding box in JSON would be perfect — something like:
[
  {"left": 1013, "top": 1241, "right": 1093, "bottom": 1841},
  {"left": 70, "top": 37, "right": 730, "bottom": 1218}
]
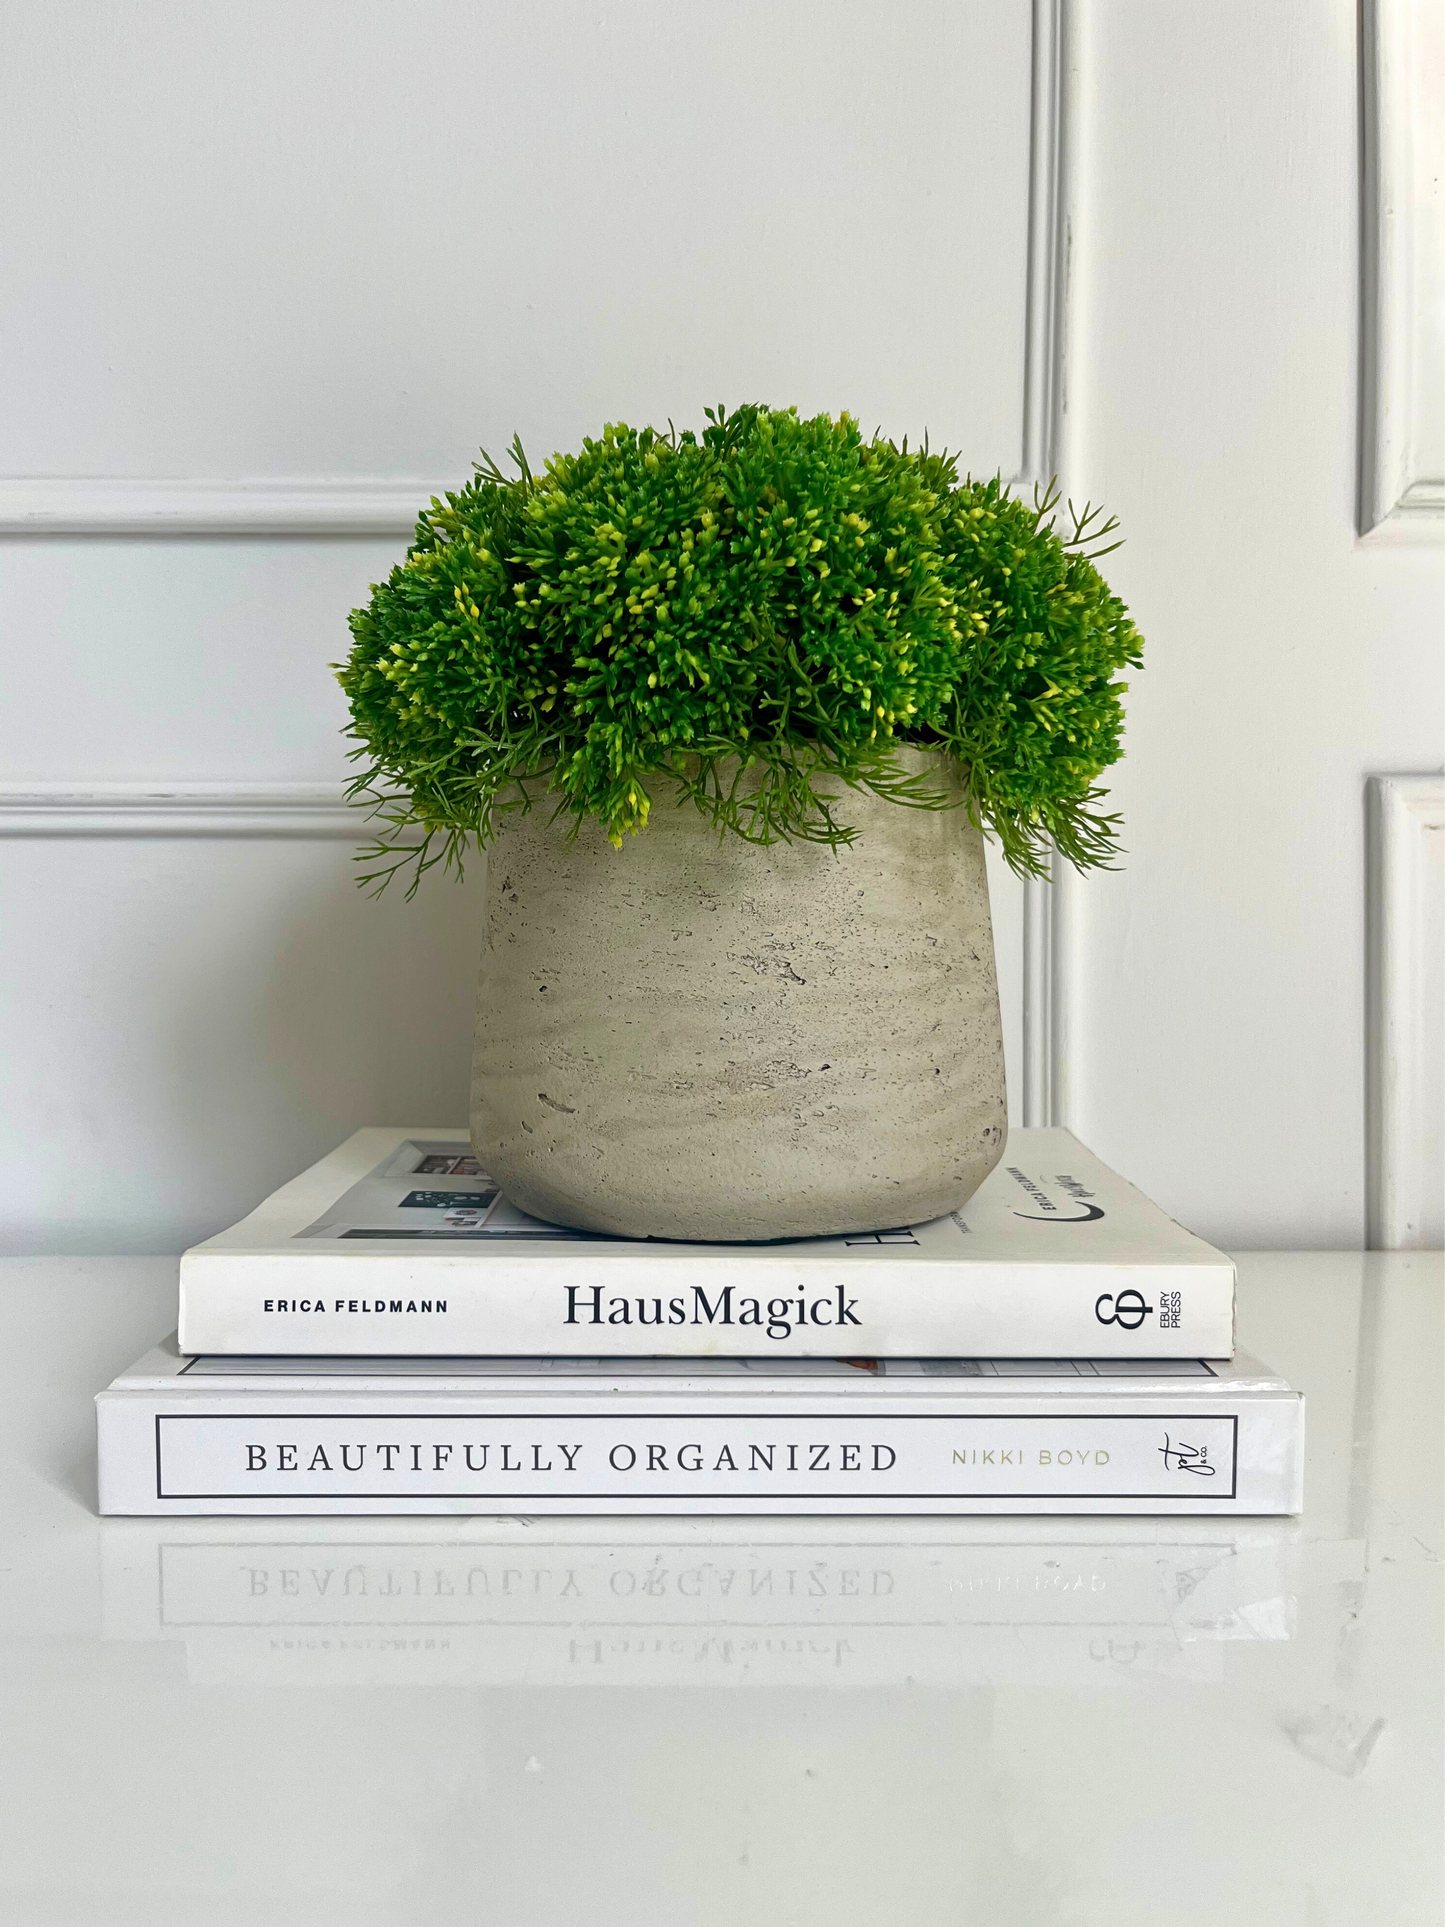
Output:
[
  {"left": 0, "top": 783, "right": 360, "bottom": 838},
  {"left": 1020, "top": 0, "right": 1079, "bottom": 1126},
  {"left": 0, "top": 479, "right": 456, "bottom": 539},
  {"left": 1366, "top": 773, "right": 1444, "bottom": 1249},
  {"left": 1018, "top": 0, "right": 1068, "bottom": 494},
  {"left": 1358, "top": 0, "right": 1444, "bottom": 545},
  {"left": 1020, "top": 866, "right": 1053, "bottom": 1127}
]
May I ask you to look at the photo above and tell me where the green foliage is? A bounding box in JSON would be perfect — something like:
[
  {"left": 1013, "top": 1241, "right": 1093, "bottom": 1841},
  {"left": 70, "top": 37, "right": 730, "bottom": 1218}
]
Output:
[{"left": 337, "top": 404, "right": 1142, "bottom": 891}]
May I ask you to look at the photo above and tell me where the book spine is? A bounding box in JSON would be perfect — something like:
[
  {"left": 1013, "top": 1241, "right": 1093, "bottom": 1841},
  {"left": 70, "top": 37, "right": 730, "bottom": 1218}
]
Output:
[
  {"left": 177, "top": 1258, "right": 1236, "bottom": 1358},
  {"left": 98, "top": 1392, "right": 1301, "bottom": 1515}
]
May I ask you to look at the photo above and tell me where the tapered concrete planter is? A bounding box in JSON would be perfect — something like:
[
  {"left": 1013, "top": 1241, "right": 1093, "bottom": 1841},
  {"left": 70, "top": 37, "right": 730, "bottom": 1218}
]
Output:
[{"left": 471, "top": 748, "right": 1007, "bottom": 1240}]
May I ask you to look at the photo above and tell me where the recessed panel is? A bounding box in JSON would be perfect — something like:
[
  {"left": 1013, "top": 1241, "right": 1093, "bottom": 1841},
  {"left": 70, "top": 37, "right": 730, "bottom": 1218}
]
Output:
[{"left": 0, "top": 0, "right": 1033, "bottom": 482}]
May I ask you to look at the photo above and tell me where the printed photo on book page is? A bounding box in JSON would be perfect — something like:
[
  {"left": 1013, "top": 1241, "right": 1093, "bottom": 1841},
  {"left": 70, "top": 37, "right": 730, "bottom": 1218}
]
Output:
[{"left": 295, "top": 1138, "right": 927, "bottom": 1247}]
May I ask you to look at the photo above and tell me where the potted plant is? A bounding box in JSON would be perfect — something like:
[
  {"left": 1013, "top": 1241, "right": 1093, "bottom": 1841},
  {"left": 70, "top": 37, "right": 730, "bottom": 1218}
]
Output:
[{"left": 338, "top": 405, "right": 1142, "bottom": 1240}]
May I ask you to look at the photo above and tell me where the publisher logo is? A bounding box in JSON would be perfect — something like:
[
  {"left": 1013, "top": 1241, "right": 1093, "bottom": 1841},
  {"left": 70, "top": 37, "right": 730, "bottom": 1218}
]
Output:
[{"left": 1094, "top": 1289, "right": 1154, "bottom": 1331}]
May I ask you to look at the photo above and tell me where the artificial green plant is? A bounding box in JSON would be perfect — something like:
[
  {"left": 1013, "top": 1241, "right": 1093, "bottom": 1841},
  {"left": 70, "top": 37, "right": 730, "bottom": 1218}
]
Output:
[{"left": 338, "top": 404, "right": 1142, "bottom": 890}]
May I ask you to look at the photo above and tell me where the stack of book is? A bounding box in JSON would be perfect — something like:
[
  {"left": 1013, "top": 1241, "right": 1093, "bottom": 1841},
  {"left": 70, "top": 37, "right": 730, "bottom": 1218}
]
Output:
[{"left": 96, "top": 1126, "right": 1304, "bottom": 1516}]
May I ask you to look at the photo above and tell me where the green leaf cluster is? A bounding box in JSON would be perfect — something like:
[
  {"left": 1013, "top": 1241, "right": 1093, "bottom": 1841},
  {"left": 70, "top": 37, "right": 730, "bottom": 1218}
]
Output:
[{"left": 337, "top": 404, "right": 1142, "bottom": 890}]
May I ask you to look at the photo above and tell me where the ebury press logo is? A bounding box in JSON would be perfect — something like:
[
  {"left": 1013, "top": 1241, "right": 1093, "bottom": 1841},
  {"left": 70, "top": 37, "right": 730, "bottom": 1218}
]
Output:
[
  {"left": 1007, "top": 1168, "right": 1106, "bottom": 1225},
  {"left": 1004, "top": 1169, "right": 1167, "bottom": 1335},
  {"left": 1093, "top": 1288, "right": 1154, "bottom": 1331}
]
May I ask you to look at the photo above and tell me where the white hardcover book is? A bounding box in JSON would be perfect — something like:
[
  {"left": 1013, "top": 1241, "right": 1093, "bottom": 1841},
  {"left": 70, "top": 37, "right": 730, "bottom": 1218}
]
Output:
[
  {"left": 97, "top": 1337, "right": 1302, "bottom": 1516},
  {"left": 177, "top": 1127, "right": 1236, "bottom": 1359}
]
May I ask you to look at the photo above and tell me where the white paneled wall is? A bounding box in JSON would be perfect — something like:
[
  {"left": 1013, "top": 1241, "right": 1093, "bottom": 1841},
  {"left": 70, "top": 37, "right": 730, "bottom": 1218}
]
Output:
[
  {"left": 0, "top": 0, "right": 1041, "bottom": 1253},
  {"left": 1057, "top": 0, "right": 1442, "bottom": 1248},
  {"left": 0, "top": 0, "right": 1032, "bottom": 493},
  {"left": 0, "top": 812, "right": 482, "bottom": 1253},
  {"left": 1, "top": 0, "right": 1440, "bottom": 1254}
]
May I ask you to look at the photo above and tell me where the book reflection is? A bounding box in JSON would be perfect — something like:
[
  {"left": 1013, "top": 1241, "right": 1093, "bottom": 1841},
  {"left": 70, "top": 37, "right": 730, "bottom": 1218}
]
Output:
[{"left": 100, "top": 1521, "right": 1298, "bottom": 1687}]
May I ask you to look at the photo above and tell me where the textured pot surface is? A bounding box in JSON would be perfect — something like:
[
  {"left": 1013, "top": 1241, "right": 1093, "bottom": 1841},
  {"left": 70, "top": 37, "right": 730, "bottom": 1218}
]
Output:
[{"left": 471, "top": 749, "right": 1007, "bottom": 1240}]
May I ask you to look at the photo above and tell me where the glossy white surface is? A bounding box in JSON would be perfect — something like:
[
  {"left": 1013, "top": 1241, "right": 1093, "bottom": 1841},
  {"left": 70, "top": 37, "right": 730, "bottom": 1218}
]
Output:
[{"left": 0, "top": 1251, "right": 1440, "bottom": 1925}]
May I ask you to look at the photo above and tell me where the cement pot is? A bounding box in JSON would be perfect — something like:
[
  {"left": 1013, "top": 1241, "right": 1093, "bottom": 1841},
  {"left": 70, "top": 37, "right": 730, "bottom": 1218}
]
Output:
[{"left": 471, "top": 747, "right": 1007, "bottom": 1240}]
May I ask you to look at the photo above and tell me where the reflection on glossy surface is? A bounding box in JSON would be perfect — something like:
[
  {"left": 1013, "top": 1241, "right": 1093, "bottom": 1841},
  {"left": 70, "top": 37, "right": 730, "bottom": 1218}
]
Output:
[
  {"left": 0, "top": 1252, "right": 1440, "bottom": 1925},
  {"left": 103, "top": 1519, "right": 1300, "bottom": 1688}
]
